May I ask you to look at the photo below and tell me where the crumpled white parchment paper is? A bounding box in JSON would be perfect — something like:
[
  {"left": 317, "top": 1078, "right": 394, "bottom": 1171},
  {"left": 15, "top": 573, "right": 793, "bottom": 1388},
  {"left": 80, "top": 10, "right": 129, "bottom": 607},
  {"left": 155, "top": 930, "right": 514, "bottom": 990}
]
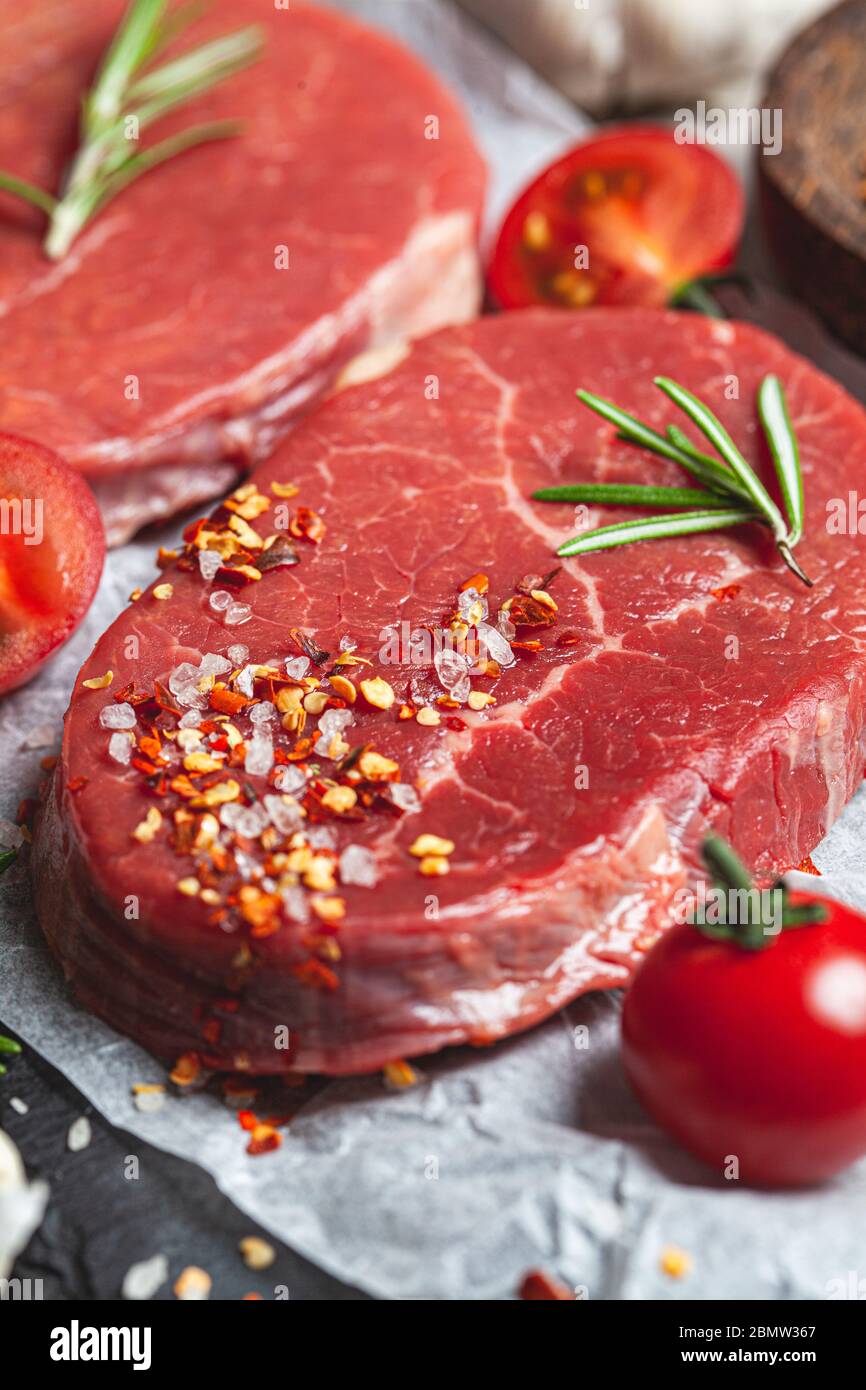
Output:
[{"left": 2, "top": 0, "right": 864, "bottom": 1302}]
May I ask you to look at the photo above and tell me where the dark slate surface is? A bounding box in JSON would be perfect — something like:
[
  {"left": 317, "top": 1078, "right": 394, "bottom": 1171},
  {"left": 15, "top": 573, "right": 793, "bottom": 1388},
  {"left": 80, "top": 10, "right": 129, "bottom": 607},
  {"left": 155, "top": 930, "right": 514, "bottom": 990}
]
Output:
[{"left": 1, "top": 1030, "right": 366, "bottom": 1302}]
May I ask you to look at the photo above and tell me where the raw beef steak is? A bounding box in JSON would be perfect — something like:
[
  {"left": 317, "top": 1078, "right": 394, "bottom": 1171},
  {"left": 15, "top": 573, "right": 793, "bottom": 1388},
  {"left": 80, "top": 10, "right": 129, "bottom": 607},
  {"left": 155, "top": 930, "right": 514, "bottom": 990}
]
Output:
[
  {"left": 32, "top": 309, "right": 866, "bottom": 1074},
  {"left": 0, "top": 0, "right": 484, "bottom": 543}
]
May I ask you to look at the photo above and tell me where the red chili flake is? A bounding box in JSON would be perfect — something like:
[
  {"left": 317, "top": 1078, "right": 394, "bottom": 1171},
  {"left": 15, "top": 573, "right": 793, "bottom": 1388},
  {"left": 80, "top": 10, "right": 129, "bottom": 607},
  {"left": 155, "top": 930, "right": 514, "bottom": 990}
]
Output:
[
  {"left": 66, "top": 778, "right": 89, "bottom": 794},
  {"left": 796, "top": 855, "right": 821, "bottom": 876},
  {"left": 258, "top": 534, "right": 300, "bottom": 572},
  {"left": 288, "top": 506, "right": 326, "bottom": 544},
  {"left": 519, "top": 1270, "right": 575, "bottom": 1300},
  {"left": 213, "top": 997, "right": 241, "bottom": 1014},
  {"left": 201, "top": 1018, "right": 222, "bottom": 1046},
  {"left": 242, "top": 1293, "right": 264, "bottom": 1300},
  {"left": 556, "top": 631, "right": 582, "bottom": 647},
  {"left": 153, "top": 681, "right": 182, "bottom": 715},
  {"left": 210, "top": 688, "right": 249, "bottom": 715},
  {"left": 289, "top": 628, "right": 330, "bottom": 666},
  {"left": 445, "top": 717, "right": 466, "bottom": 731},
  {"left": 131, "top": 757, "right": 162, "bottom": 777},
  {"left": 170, "top": 1052, "right": 202, "bottom": 1088},
  {"left": 247, "top": 1124, "right": 282, "bottom": 1157},
  {"left": 223, "top": 1077, "right": 258, "bottom": 1102},
  {"left": 711, "top": 583, "right": 742, "bottom": 602},
  {"left": 182, "top": 516, "right": 208, "bottom": 544},
  {"left": 237, "top": 1109, "right": 258, "bottom": 1132},
  {"left": 113, "top": 683, "right": 153, "bottom": 707},
  {"left": 511, "top": 639, "right": 542, "bottom": 652},
  {"left": 292, "top": 959, "right": 339, "bottom": 992},
  {"left": 169, "top": 774, "right": 199, "bottom": 799},
  {"left": 508, "top": 594, "right": 557, "bottom": 628}
]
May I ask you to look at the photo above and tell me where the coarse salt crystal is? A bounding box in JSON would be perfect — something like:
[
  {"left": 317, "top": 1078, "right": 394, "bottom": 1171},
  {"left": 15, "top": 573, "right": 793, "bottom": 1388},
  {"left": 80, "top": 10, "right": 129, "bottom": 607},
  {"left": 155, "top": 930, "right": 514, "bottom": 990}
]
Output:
[
  {"left": 249, "top": 701, "right": 276, "bottom": 725},
  {"left": 168, "top": 662, "right": 199, "bottom": 693},
  {"left": 339, "top": 634, "right": 357, "bottom": 652},
  {"left": 284, "top": 656, "right": 310, "bottom": 679},
  {"left": 339, "top": 844, "right": 378, "bottom": 887},
  {"left": 233, "top": 806, "right": 270, "bottom": 839},
  {"left": 225, "top": 602, "right": 252, "bottom": 627},
  {"left": 244, "top": 733, "right": 274, "bottom": 777},
  {"left": 273, "top": 764, "right": 306, "bottom": 794},
  {"left": 209, "top": 589, "right": 233, "bottom": 612},
  {"left": 389, "top": 783, "right": 421, "bottom": 814},
  {"left": 318, "top": 708, "right": 353, "bottom": 740},
  {"left": 235, "top": 664, "right": 256, "bottom": 698},
  {"left": 99, "top": 702, "right": 136, "bottom": 730},
  {"left": 434, "top": 647, "right": 470, "bottom": 693},
  {"left": 199, "top": 652, "right": 233, "bottom": 676},
  {"left": 306, "top": 826, "right": 336, "bottom": 850},
  {"left": 227, "top": 643, "right": 249, "bottom": 665},
  {"left": 264, "top": 794, "right": 302, "bottom": 835},
  {"left": 280, "top": 884, "right": 309, "bottom": 923},
  {"left": 122, "top": 1253, "right": 169, "bottom": 1302},
  {"left": 67, "top": 1116, "right": 92, "bottom": 1152},
  {"left": 478, "top": 622, "right": 514, "bottom": 666},
  {"left": 178, "top": 710, "right": 202, "bottom": 729},
  {"left": 108, "top": 732, "right": 133, "bottom": 765},
  {"left": 198, "top": 550, "right": 222, "bottom": 582}
]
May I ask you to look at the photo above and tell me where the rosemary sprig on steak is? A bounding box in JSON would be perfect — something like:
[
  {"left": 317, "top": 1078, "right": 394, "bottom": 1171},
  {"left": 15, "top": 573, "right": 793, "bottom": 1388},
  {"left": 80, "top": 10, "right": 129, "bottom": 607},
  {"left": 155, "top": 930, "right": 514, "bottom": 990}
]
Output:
[
  {"left": 534, "top": 373, "right": 812, "bottom": 586},
  {"left": 0, "top": 0, "right": 262, "bottom": 260}
]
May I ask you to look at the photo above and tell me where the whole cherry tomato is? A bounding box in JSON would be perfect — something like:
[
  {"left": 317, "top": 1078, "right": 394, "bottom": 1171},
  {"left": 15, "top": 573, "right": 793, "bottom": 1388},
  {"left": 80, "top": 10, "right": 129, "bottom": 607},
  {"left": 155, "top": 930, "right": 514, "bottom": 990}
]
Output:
[
  {"left": 488, "top": 125, "right": 744, "bottom": 312},
  {"left": 622, "top": 837, "right": 866, "bottom": 1186}
]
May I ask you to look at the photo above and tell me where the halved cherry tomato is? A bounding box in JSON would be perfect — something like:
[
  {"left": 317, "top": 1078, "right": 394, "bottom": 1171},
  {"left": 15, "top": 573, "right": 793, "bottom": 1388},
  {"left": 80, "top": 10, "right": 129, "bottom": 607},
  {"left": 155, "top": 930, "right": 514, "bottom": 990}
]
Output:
[
  {"left": 488, "top": 125, "right": 744, "bottom": 310},
  {"left": 0, "top": 433, "right": 104, "bottom": 695},
  {"left": 622, "top": 874, "right": 866, "bottom": 1187}
]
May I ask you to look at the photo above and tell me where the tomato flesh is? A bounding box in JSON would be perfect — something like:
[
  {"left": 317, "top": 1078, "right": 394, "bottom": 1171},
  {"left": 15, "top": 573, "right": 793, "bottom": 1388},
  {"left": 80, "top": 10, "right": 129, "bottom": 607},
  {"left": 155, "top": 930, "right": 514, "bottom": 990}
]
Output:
[
  {"left": 0, "top": 434, "right": 104, "bottom": 695},
  {"left": 488, "top": 125, "right": 744, "bottom": 310},
  {"left": 622, "top": 895, "right": 866, "bottom": 1186}
]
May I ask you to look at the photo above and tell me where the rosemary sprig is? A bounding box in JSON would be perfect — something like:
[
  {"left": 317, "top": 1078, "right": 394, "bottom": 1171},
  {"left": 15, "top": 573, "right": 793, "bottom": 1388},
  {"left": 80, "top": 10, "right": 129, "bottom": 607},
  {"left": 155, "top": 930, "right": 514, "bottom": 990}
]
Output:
[
  {"left": 556, "top": 508, "right": 756, "bottom": 558},
  {"left": 540, "top": 375, "right": 812, "bottom": 586},
  {"left": 0, "top": 0, "right": 263, "bottom": 260},
  {"left": 532, "top": 483, "right": 732, "bottom": 509}
]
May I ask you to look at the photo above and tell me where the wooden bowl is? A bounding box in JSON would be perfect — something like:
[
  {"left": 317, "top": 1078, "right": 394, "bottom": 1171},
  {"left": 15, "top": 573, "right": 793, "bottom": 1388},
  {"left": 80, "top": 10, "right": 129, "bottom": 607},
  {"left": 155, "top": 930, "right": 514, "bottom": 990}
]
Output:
[{"left": 759, "top": 0, "right": 866, "bottom": 354}]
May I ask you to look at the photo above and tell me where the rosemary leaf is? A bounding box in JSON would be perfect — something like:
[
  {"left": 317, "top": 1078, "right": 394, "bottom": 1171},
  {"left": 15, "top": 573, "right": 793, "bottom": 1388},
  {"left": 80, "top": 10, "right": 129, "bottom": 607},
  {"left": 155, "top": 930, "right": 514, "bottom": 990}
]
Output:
[
  {"left": 0, "top": 172, "right": 57, "bottom": 217},
  {"left": 532, "top": 483, "right": 732, "bottom": 509},
  {"left": 556, "top": 507, "right": 755, "bottom": 558},
  {"left": 655, "top": 375, "right": 813, "bottom": 586},
  {"left": 129, "top": 27, "right": 263, "bottom": 110},
  {"left": 103, "top": 119, "right": 241, "bottom": 206},
  {"left": 86, "top": 0, "right": 168, "bottom": 136},
  {"left": 578, "top": 388, "right": 746, "bottom": 498},
  {"left": 757, "top": 374, "right": 803, "bottom": 548},
  {"left": 653, "top": 376, "right": 786, "bottom": 539}
]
